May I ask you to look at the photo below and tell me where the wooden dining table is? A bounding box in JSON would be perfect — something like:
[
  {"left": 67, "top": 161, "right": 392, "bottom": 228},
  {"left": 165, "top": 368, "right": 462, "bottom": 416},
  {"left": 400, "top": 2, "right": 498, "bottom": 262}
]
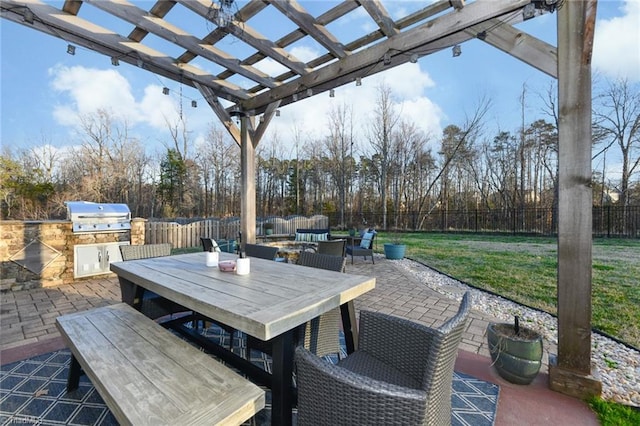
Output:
[{"left": 110, "top": 251, "right": 375, "bottom": 426}]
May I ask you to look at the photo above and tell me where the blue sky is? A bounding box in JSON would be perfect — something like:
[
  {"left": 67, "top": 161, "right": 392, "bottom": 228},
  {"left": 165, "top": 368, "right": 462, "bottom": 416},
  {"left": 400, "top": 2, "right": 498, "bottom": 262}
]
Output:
[{"left": 1, "top": 0, "right": 639, "bottom": 179}]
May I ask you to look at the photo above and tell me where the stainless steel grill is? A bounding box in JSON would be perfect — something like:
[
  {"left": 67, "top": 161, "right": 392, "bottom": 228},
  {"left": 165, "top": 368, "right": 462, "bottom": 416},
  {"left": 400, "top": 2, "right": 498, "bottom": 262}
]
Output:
[{"left": 66, "top": 201, "right": 131, "bottom": 233}]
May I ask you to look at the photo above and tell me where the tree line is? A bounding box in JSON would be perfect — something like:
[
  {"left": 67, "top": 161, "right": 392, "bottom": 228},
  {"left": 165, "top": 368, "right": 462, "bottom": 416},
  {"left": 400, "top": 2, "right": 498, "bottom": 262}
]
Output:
[{"left": 1, "top": 78, "right": 638, "bottom": 231}]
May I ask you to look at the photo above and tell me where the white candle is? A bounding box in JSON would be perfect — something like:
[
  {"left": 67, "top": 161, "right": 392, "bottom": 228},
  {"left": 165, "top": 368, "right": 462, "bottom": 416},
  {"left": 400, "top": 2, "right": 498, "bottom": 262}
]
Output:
[
  {"left": 206, "top": 250, "right": 219, "bottom": 267},
  {"left": 236, "top": 257, "right": 250, "bottom": 275}
]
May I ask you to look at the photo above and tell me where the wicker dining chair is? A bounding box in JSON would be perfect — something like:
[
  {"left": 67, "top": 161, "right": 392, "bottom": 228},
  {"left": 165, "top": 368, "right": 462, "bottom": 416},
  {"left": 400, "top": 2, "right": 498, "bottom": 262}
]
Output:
[
  {"left": 295, "top": 291, "right": 472, "bottom": 426},
  {"left": 118, "top": 244, "right": 191, "bottom": 321},
  {"left": 246, "top": 252, "right": 346, "bottom": 360},
  {"left": 200, "top": 237, "right": 221, "bottom": 252},
  {"left": 317, "top": 239, "right": 347, "bottom": 259},
  {"left": 244, "top": 243, "right": 279, "bottom": 260}
]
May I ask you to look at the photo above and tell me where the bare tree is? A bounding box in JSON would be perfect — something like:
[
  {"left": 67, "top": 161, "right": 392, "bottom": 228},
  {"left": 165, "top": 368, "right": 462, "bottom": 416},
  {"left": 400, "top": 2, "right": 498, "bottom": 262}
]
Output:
[
  {"left": 416, "top": 97, "right": 490, "bottom": 229},
  {"left": 325, "top": 102, "right": 355, "bottom": 227},
  {"left": 367, "top": 83, "right": 401, "bottom": 229},
  {"left": 593, "top": 78, "right": 640, "bottom": 207}
]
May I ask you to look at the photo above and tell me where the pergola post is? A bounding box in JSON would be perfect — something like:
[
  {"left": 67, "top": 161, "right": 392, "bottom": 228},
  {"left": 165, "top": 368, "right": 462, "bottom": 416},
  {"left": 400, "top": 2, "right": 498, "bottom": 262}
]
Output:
[
  {"left": 549, "top": 0, "right": 601, "bottom": 399},
  {"left": 240, "top": 115, "right": 256, "bottom": 247}
]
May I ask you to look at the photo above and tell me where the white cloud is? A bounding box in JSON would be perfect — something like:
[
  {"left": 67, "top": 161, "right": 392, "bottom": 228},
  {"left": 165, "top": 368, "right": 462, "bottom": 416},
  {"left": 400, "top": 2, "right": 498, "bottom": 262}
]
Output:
[
  {"left": 49, "top": 65, "right": 139, "bottom": 125},
  {"left": 593, "top": 0, "right": 640, "bottom": 81},
  {"left": 49, "top": 65, "right": 179, "bottom": 130},
  {"left": 290, "top": 46, "right": 319, "bottom": 63},
  {"left": 368, "top": 63, "right": 435, "bottom": 99},
  {"left": 138, "top": 84, "right": 180, "bottom": 128}
]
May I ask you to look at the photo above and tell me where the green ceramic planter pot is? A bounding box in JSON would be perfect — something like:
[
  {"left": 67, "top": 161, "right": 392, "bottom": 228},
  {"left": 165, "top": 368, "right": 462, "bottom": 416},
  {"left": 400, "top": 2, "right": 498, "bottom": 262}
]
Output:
[
  {"left": 487, "top": 322, "right": 543, "bottom": 385},
  {"left": 383, "top": 243, "right": 406, "bottom": 260}
]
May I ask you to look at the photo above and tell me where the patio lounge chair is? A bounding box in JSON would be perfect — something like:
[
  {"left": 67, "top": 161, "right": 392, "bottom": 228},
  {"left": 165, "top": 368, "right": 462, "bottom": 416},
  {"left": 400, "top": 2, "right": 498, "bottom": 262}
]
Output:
[
  {"left": 295, "top": 291, "right": 471, "bottom": 426},
  {"left": 345, "top": 230, "right": 376, "bottom": 264},
  {"left": 246, "top": 251, "right": 346, "bottom": 359},
  {"left": 119, "top": 244, "right": 191, "bottom": 321}
]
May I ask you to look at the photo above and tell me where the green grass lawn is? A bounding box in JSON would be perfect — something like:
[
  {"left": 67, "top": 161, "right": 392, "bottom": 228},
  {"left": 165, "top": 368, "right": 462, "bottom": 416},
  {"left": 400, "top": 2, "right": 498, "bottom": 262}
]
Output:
[{"left": 376, "top": 232, "right": 640, "bottom": 349}]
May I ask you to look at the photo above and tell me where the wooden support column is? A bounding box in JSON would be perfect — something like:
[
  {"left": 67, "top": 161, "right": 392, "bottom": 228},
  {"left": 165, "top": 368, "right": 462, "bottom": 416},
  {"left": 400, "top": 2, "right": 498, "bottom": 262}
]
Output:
[
  {"left": 240, "top": 115, "right": 256, "bottom": 246},
  {"left": 549, "top": 0, "right": 601, "bottom": 399}
]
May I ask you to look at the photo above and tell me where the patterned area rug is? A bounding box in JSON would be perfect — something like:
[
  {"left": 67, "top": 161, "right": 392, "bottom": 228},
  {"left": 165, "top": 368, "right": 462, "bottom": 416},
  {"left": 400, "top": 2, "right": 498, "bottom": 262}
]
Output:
[{"left": 1, "top": 326, "right": 499, "bottom": 425}]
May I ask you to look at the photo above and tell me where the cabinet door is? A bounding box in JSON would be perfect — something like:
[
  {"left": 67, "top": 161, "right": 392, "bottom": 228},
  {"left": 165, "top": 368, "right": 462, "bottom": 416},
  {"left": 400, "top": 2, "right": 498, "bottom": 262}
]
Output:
[
  {"left": 104, "top": 242, "right": 126, "bottom": 269},
  {"left": 74, "top": 242, "right": 129, "bottom": 278},
  {"left": 74, "top": 244, "right": 104, "bottom": 278}
]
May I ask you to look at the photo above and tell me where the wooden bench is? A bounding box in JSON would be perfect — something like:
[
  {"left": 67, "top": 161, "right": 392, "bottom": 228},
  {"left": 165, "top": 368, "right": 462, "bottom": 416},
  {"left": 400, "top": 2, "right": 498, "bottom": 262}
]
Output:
[{"left": 56, "top": 303, "right": 265, "bottom": 426}]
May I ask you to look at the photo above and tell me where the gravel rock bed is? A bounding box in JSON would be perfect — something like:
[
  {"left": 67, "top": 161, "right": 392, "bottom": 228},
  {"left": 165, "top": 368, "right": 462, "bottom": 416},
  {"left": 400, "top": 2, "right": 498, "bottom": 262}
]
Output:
[{"left": 396, "top": 258, "right": 640, "bottom": 407}]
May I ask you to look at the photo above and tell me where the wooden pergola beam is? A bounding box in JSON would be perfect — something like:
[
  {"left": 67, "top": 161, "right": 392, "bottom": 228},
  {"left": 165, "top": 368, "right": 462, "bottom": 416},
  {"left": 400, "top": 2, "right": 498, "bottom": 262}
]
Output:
[
  {"left": 0, "top": 0, "right": 249, "bottom": 103},
  {"left": 466, "top": 19, "right": 558, "bottom": 78},
  {"left": 195, "top": 82, "right": 241, "bottom": 146},
  {"left": 87, "top": 0, "right": 279, "bottom": 89},
  {"left": 243, "top": 0, "right": 531, "bottom": 112},
  {"left": 358, "top": 0, "right": 399, "bottom": 37},
  {"left": 179, "top": 0, "right": 311, "bottom": 77},
  {"left": 269, "top": 0, "right": 349, "bottom": 59}
]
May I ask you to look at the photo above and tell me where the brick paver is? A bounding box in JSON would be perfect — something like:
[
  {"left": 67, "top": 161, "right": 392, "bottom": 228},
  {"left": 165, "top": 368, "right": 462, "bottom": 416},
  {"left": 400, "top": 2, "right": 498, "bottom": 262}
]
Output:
[{"left": 1, "top": 255, "right": 501, "bottom": 358}]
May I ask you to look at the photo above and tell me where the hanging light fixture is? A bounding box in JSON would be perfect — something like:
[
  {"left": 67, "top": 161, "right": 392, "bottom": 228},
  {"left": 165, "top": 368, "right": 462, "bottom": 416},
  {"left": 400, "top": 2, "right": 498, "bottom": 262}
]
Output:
[
  {"left": 356, "top": 77, "right": 362, "bottom": 86},
  {"left": 409, "top": 54, "right": 418, "bottom": 63},
  {"left": 275, "top": 109, "right": 280, "bottom": 117},
  {"left": 162, "top": 87, "right": 170, "bottom": 95},
  {"left": 329, "top": 89, "right": 335, "bottom": 98},
  {"left": 191, "top": 100, "right": 197, "bottom": 108},
  {"left": 292, "top": 93, "right": 298, "bottom": 102},
  {"left": 452, "top": 44, "right": 462, "bottom": 57},
  {"left": 383, "top": 52, "right": 391, "bottom": 65},
  {"left": 67, "top": 44, "right": 76, "bottom": 55},
  {"left": 209, "top": 0, "right": 235, "bottom": 28},
  {"left": 111, "top": 57, "right": 120, "bottom": 66}
]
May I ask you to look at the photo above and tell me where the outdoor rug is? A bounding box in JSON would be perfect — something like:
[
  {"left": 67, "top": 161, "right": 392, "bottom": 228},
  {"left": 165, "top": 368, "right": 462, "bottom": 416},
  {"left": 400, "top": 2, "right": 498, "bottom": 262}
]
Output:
[{"left": 1, "top": 325, "right": 499, "bottom": 426}]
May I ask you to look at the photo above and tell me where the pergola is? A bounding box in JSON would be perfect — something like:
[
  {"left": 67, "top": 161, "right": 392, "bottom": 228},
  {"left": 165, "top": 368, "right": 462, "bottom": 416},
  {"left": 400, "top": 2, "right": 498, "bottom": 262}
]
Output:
[{"left": 1, "top": 0, "right": 600, "bottom": 399}]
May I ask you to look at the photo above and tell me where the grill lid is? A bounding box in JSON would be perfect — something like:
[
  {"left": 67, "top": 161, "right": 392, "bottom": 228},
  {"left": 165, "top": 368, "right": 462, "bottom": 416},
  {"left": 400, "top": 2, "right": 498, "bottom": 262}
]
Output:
[{"left": 66, "top": 201, "right": 131, "bottom": 233}]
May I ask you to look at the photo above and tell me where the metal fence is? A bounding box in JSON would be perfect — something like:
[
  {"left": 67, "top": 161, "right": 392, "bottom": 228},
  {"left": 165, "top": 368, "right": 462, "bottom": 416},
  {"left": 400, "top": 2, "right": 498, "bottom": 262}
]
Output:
[
  {"left": 145, "top": 215, "right": 329, "bottom": 249},
  {"left": 330, "top": 206, "right": 640, "bottom": 238}
]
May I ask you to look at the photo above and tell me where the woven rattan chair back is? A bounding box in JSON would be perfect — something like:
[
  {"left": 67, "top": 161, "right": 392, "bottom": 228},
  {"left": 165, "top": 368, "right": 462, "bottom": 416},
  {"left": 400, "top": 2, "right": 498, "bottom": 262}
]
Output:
[
  {"left": 119, "top": 243, "right": 172, "bottom": 261},
  {"left": 297, "top": 252, "right": 346, "bottom": 357},
  {"left": 118, "top": 243, "right": 191, "bottom": 320},
  {"left": 244, "top": 243, "right": 279, "bottom": 260},
  {"left": 317, "top": 239, "right": 346, "bottom": 258}
]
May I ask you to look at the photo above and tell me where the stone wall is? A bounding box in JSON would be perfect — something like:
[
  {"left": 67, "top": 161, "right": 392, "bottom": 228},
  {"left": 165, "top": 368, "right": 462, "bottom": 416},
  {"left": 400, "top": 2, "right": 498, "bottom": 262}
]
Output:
[{"left": 0, "top": 220, "right": 144, "bottom": 291}]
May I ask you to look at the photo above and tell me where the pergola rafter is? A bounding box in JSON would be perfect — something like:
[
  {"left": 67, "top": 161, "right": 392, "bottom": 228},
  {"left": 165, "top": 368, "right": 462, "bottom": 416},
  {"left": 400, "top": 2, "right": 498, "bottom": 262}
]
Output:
[
  {"left": 1, "top": 0, "right": 555, "bottom": 114},
  {"left": 0, "top": 0, "right": 602, "bottom": 407}
]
